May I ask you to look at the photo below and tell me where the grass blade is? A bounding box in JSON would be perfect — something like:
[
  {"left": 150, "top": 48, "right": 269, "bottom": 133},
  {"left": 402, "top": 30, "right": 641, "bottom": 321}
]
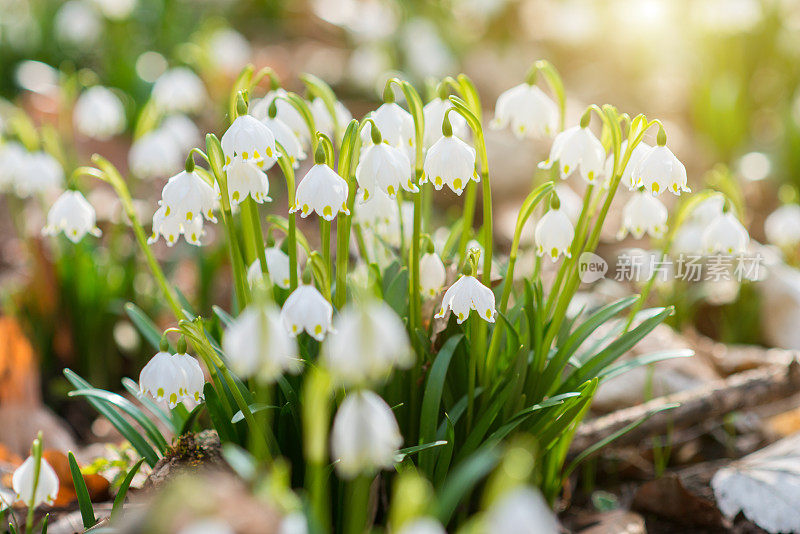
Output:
[
  {"left": 68, "top": 452, "right": 97, "bottom": 529},
  {"left": 111, "top": 458, "right": 145, "bottom": 520}
]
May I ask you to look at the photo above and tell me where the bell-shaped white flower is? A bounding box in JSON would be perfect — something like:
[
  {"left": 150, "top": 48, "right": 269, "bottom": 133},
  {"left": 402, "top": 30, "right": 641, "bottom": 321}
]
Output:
[
  {"left": 356, "top": 142, "right": 415, "bottom": 200},
  {"left": 422, "top": 135, "right": 477, "bottom": 195},
  {"left": 420, "top": 252, "right": 446, "bottom": 297},
  {"left": 310, "top": 97, "right": 352, "bottom": 141},
  {"left": 128, "top": 129, "right": 183, "bottom": 179},
  {"left": 435, "top": 274, "right": 496, "bottom": 324},
  {"left": 484, "top": 487, "right": 559, "bottom": 534},
  {"left": 360, "top": 102, "right": 415, "bottom": 151},
  {"left": 160, "top": 114, "right": 200, "bottom": 152},
  {"left": 291, "top": 163, "right": 349, "bottom": 221},
  {"left": 330, "top": 390, "right": 402, "bottom": 479},
  {"left": 13, "top": 456, "right": 59, "bottom": 507},
  {"left": 148, "top": 203, "right": 205, "bottom": 246},
  {"left": 151, "top": 67, "right": 206, "bottom": 114},
  {"left": 224, "top": 159, "right": 271, "bottom": 206},
  {"left": 703, "top": 211, "right": 749, "bottom": 255},
  {"left": 0, "top": 142, "right": 28, "bottom": 192},
  {"left": 604, "top": 140, "right": 651, "bottom": 188},
  {"left": 174, "top": 352, "right": 205, "bottom": 403},
  {"left": 262, "top": 116, "right": 306, "bottom": 168},
  {"left": 221, "top": 114, "right": 277, "bottom": 170},
  {"left": 139, "top": 351, "right": 188, "bottom": 407},
  {"left": 535, "top": 207, "right": 574, "bottom": 261},
  {"left": 765, "top": 204, "right": 800, "bottom": 248},
  {"left": 491, "top": 83, "right": 558, "bottom": 139},
  {"left": 539, "top": 125, "right": 605, "bottom": 184},
  {"left": 160, "top": 169, "right": 218, "bottom": 224},
  {"left": 617, "top": 191, "right": 668, "bottom": 240},
  {"left": 280, "top": 284, "right": 333, "bottom": 341},
  {"left": 73, "top": 86, "right": 126, "bottom": 141},
  {"left": 247, "top": 246, "right": 297, "bottom": 289},
  {"left": 222, "top": 304, "right": 300, "bottom": 383},
  {"left": 632, "top": 144, "right": 689, "bottom": 196},
  {"left": 251, "top": 89, "right": 310, "bottom": 145},
  {"left": 321, "top": 301, "right": 412, "bottom": 385},
  {"left": 691, "top": 195, "right": 725, "bottom": 225},
  {"left": 15, "top": 151, "right": 63, "bottom": 197},
  {"left": 42, "top": 190, "right": 102, "bottom": 243},
  {"left": 423, "top": 97, "right": 468, "bottom": 148},
  {"left": 354, "top": 188, "right": 398, "bottom": 231},
  {"left": 672, "top": 222, "right": 704, "bottom": 255},
  {"left": 397, "top": 518, "right": 446, "bottom": 534}
]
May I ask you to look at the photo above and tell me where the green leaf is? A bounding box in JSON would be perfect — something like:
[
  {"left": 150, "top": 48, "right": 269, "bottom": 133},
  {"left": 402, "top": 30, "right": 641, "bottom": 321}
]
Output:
[
  {"left": 68, "top": 452, "right": 97, "bottom": 529},
  {"left": 419, "top": 335, "right": 464, "bottom": 476},
  {"left": 124, "top": 302, "right": 162, "bottom": 351},
  {"left": 212, "top": 305, "right": 235, "bottom": 328},
  {"left": 40, "top": 514, "right": 48, "bottom": 534},
  {"left": 395, "top": 441, "right": 447, "bottom": 462},
  {"left": 111, "top": 458, "right": 144, "bottom": 520},
  {"left": 383, "top": 266, "right": 409, "bottom": 316},
  {"left": 435, "top": 445, "right": 500, "bottom": 524},
  {"left": 599, "top": 349, "right": 694, "bottom": 382},
  {"left": 489, "top": 392, "right": 581, "bottom": 443},
  {"left": 455, "top": 381, "right": 516, "bottom": 463},
  {"left": 64, "top": 370, "right": 160, "bottom": 467},
  {"left": 433, "top": 415, "right": 456, "bottom": 487},
  {"left": 231, "top": 403, "right": 279, "bottom": 423},
  {"left": 121, "top": 378, "right": 175, "bottom": 432},
  {"left": 69, "top": 389, "right": 169, "bottom": 454},
  {"left": 203, "top": 383, "right": 237, "bottom": 444},
  {"left": 180, "top": 403, "right": 206, "bottom": 435}
]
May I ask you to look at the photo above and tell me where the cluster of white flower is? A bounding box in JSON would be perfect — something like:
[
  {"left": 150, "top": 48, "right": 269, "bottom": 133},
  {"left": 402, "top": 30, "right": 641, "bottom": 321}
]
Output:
[
  {"left": 148, "top": 168, "right": 217, "bottom": 246},
  {"left": 0, "top": 142, "right": 63, "bottom": 197},
  {"left": 139, "top": 349, "right": 205, "bottom": 408}
]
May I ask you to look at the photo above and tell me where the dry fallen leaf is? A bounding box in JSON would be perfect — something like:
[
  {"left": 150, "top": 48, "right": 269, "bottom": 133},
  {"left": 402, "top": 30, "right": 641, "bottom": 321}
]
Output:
[
  {"left": 712, "top": 433, "right": 800, "bottom": 533},
  {"left": 42, "top": 450, "right": 110, "bottom": 507},
  {"left": 633, "top": 473, "right": 725, "bottom": 528},
  {"left": 0, "top": 316, "right": 40, "bottom": 406}
]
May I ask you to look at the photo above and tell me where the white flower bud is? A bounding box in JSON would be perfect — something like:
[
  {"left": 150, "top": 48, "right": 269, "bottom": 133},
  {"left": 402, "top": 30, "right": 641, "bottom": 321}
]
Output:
[
  {"left": 535, "top": 207, "right": 574, "bottom": 261},
  {"left": 13, "top": 456, "right": 59, "bottom": 507},
  {"left": 42, "top": 190, "right": 102, "bottom": 243},
  {"left": 73, "top": 86, "right": 127, "bottom": 140},
  {"left": 434, "top": 274, "right": 496, "bottom": 324},
  {"left": 420, "top": 252, "right": 446, "bottom": 297},
  {"left": 491, "top": 83, "right": 558, "bottom": 139},
  {"left": 331, "top": 390, "right": 402, "bottom": 479},
  {"left": 281, "top": 284, "right": 334, "bottom": 341}
]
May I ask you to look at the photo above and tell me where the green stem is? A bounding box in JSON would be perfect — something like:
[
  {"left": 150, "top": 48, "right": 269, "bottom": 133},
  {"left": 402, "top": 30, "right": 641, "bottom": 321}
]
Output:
[
  {"left": 24, "top": 434, "right": 43, "bottom": 534},
  {"left": 321, "top": 219, "right": 332, "bottom": 286},
  {"left": 276, "top": 148, "right": 299, "bottom": 291},
  {"left": 458, "top": 182, "right": 478, "bottom": 265},
  {"left": 345, "top": 476, "right": 372, "bottom": 534}
]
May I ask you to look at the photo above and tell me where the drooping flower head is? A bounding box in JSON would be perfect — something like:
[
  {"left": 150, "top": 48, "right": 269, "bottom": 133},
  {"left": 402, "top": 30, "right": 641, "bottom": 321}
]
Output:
[
  {"left": 42, "top": 190, "right": 102, "bottom": 243},
  {"left": 15, "top": 151, "right": 64, "bottom": 198},
  {"left": 491, "top": 82, "right": 559, "bottom": 139},
  {"left": 423, "top": 95, "right": 468, "bottom": 148},
  {"left": 605, "top": 139, "right": 652, "bottom": 188},
  {"left": 247, "top": 246, "right": 298, "bottom": 289},
  {"left": 765, "top": 203, "right": 800, "bottom": 248},
  {"left": 73, "top": 86, "right": 127, "bottom": 141},
  {"left": 13, "top": 455, "right": 60, "bottom": 507},
  {"left": 280, "top": 284, "right": 334, "bottom": 341},
  {"left": 630, "top": 129, "right": 689, "bottom": 196},
  {"left": 331, "top": 390, "right": 403, "bottom": 479},
  {"left": 539, "top": 121, "right": 605, "bottom": 184},
  {"left": 422, "top": 112, "right": 478, "bottom": 195},
  {"left": 535, "top": 201, "right": 575, "bottom": 261},
  {"left": 151, "top": 67, "right": 206, "bottom": 114},
  {"left": 251, "top": 88, "right": 310, "bottom": 146},
  {"left": 435, "top": 273, "right": 496, "bottom": 324},
  {"left": 617, "top": 190, "right": 668, "bottom": 240},
  {"left": 139, "top": 350, "right": 194, "bottom": 408},
  {"left": 128, "top": 128, "right": 183, "bottom": 180},
  {"left": 420, "top": 252, "right": 446, "bottom": 298},
  {"left": 223, "top": 159, "right": 271, "bottom": 206},
  {"left": 703, "top": 210, "right": 749, "bottom": 255},
  {"left": 291, "top": 152, "right": 349, "bottom": 221},
  {"left": 221, "top": 114, "right": 277, "bottom": 171},
  {"left": 356, "top": 123, "right": 415, "bottom": 200},
  {"left": 360, "top": 100, "right": 415, "bottom": 153},
  {"left": 159, "top": 168, "right": 217, "bottom": 224}
]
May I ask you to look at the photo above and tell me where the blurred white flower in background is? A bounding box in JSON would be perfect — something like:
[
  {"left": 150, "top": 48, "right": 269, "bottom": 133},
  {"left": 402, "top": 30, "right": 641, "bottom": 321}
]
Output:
[
  {"left": 0, "top": 142, "right": 28, "bottom": 193},
  {"left": 420, "top": 252, "right": 447, "bottom": 297},
  {"left": 347, "top": 46, "right": 392, "bottom": 91},
  {"left": 703, "top": 211, "right": 750, "bottom": 255},
  {"left": 160, "top": 114, "right": 201, "bottom": 152},
  {"left": 396, "top": 517, "right": 446, "bottom": 534},
  {"left": 15, "top": 151, "right": 64, "bottom": 197},
  {"left": 55, "top": 0, "right": 102, "bottom": 47},
  {"left": 207, "top": 28, "right": 251, "bottom": 75},
  {"left": 484, "top": 487, "right": 559, "bottom": 534},
  {"left": 765, "top": 204, "right": 800, "bottom": 248},
  {"left": 423, "top": 96, "right": 469, "bottom": 148},
  {"left": 129, "top": 128, "right": 183, "bottom": 179},
  {"left": 42, "top": 190, "right": 102, "bottom": 243},
  {"left": 491, "top": 83, "right": 559, "bottom": 139},
  {"left": 151, "top": 67, "right": 206, "bottom": 114},
  {"left": 177, "top": 519, "right": 235, "bottom": 534},
  {"left": 281, "top": 284, "right": 334, "bottom": 341},
  {"left": 247, "top": 246, "right": 297, "bottom": 289},
  {"left": 89, "top": 0, "right": 137, "bottom": 20},
  {"left": 309, "top": 97, "right": 353, "bottom": 141},
  {"left": 14, "top": 61, "right": 60, "bottom": 97},
  {"left": 401, "top": 18, "right": 456, "bottom": 79},
  {"left": 617, "top": 191, "right": 668, "bottom": 240},
  {"left": 73, "top": 86, "right": 127, "bottom": 140},
  {"left": 737, "top": 151, "right": 771, "bottom": 182}
]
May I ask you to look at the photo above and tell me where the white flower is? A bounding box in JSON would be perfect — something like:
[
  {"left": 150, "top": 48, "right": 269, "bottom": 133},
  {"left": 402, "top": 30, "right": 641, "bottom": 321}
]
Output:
[
  {"left": 420, "top": 252, "right": 446, "bottom": 297},
  {"left": 484, "top": 487, "right": 559, "bottom": 534},
  {"left": 251, "top": 89, "right": 309, "bottom": 145},
  {"left": 617, "top": 191, "right": 668, "bottom": 240},
  {"left": 422, "top": 135, "right": 477, "bottom": 195},
  {"left": 423, "top": 97, "right": 468, "bottom": 148},
  {"left": 672, "top": 222, "right": 704, "bottom": 255},
  {"left": 222, "top": 304, "right": 300, "bottom": 383},
  {"left": 0, "top": 142, "right": 29, "bottom": 192},
  {"left": 89, "top": 0, "right": 136, "bottom": 20},
  {"left": 174, "top": 352, "right": 205, "bottom": 403},
  {"left": 360, "top": 102, "right": 415, "bottom": 151},
  {"left": 539, "top": 125, "right": 605, "bottom": 183},
  {"left": 160, "top": 114, "right": 200, "bottom": 152},
  {"left": 490, "top": 83, "right": 559, "bottom": 139},
  {"left": 151, "top": 67, "right": 206, "bottom": 114},
  {"left": 262, "top": 116, "right": 306, "bottom": 168},
  {"left": 148, "top": 203, "right": 205, "bottom": 246},
  {"left": 356, "top": 142, "right": 415, "bottom": 200},
  {"left": 139, "top": 351, "right": 188, "bottom": 407},
  {"left": 281, "top": 285, "right": 333, "bottom": 341},
  {"left": 13, "top": 456, "right": 59, "bottom": 507},
  {"left": 128, "top": 129, "right": 182, "bottom": 179},
  {"left": 278, "top": 512, "right": 308, "bottom": 534},
  {"left": 631, "top": 145, "right": 689, "bottom": 196},
  {"left": 247, "top": 246, "right": 296, "bottom": 289},
  {"left": 42, "top": 190, "right": 102, "bottom": 243},
  {"left": 321, "top": 301, "right": 412, "bottom": 385},
  {"left": 224, "top": 159, "right": 271, "bottom": 205},
  {"left": 397, "top": 518, "right": 446, "bottom": 534},
  {"left": 310, "top": 97, "right": 352, "bottom": 141},
  {"left": 178, "top": 519, "right": 234, "bottom": 534},
  {"left": 535, "top": 208, "right": 574, "bottom": 261},
  {"left": 207, "top": 28, "right": 251, "bottom": 75},
  {"left": 435, "top": 275, "right": 496, "bottom": 324},
  {"left": 330, "top": 390, "right": 402, "bottom": 479},
  {"left": 221, "top": 115, "right": 277, "bottom": 170},
  {"left": 55, "top": 1, "right": 101, "bottom": 47},
  {"left": 73, "top": 86, "right": 126, "bottom": 140},
  {"left": 160, "top": 170, "right": 217, "bottom": 224},
  {"left": 691, "top": 195, "right": 725, "bottom": 225},
  {"left": 15, "top": 152, "right": 64, "bottom": 197},
  {"left": 604, "top": 140, "right": 651, "bottom": 188},
  {"left": 354, "top": 188, "right": 398, "bottom": 231},
  {"left": 703, "top": 212, "right": 749, "bottom": 255},
  {"left": 291, "top": 164, "right": 350, "bottom": 221},
  {"left": 765, "top": 204, "right": 800, "bottom": 248}
]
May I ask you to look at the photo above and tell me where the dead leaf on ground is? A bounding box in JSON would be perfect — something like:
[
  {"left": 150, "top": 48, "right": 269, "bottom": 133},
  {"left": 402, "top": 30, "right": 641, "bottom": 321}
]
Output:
[
  {"left": 633, "top": 473, "right": 725, "bottom": 528},
  {"left": 0, "top": 316, "right": 40, "bottom": 406},
  {"left": 43, "top": 450, "right": 110, "bottom": 507}
]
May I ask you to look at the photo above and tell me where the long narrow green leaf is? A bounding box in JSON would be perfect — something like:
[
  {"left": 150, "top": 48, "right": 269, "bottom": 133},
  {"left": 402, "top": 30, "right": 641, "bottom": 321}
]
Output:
[
  {"left": 123, "top": 302, "right": 162, "bottom": 351},
  {"left": 212, "top": 305, "right": 235, "bottom": 328},
  {"left": 111, "top": 458, "right": 145, "bottom": 520},
  {"left": 395, "top": 441, "right": 447, "bottom": 462},
  {"left": 203, "top": 383, "right": 236, "bottom": 444},
  {"left": 68, "top": 452, "right": 97, "bottom": 528},
  {"left": 435, "top": 446, "right": 500, "bottom": 524},
  {"left": 64, "top": 370, "right": 160, "bottom": 467},
  {"left": 455, "top": 381, "right": 515, "bottom": 463},
  {"left": 121, "top": 378, "right": 175, "bottom": 432},
  {"left": 489, "top": 392, "right": 581, "bottom": 443},
  {"left": 180, "top": 403, "right": 206, "bottom": 435},
  {"left": 433, "top": 415, "right": 456, "bottom": 488},
  {"left": 599, "top": 349, "right": 694, "bottom": 382},
  {"left": 231, "top": 403, "right": 279, "bottom": 423},
  {"left": 69, "top": 389, "right": 169, "bottom": 453},
  {"left": 419, "top": 335, "right": 464, "bottom": 475}
]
